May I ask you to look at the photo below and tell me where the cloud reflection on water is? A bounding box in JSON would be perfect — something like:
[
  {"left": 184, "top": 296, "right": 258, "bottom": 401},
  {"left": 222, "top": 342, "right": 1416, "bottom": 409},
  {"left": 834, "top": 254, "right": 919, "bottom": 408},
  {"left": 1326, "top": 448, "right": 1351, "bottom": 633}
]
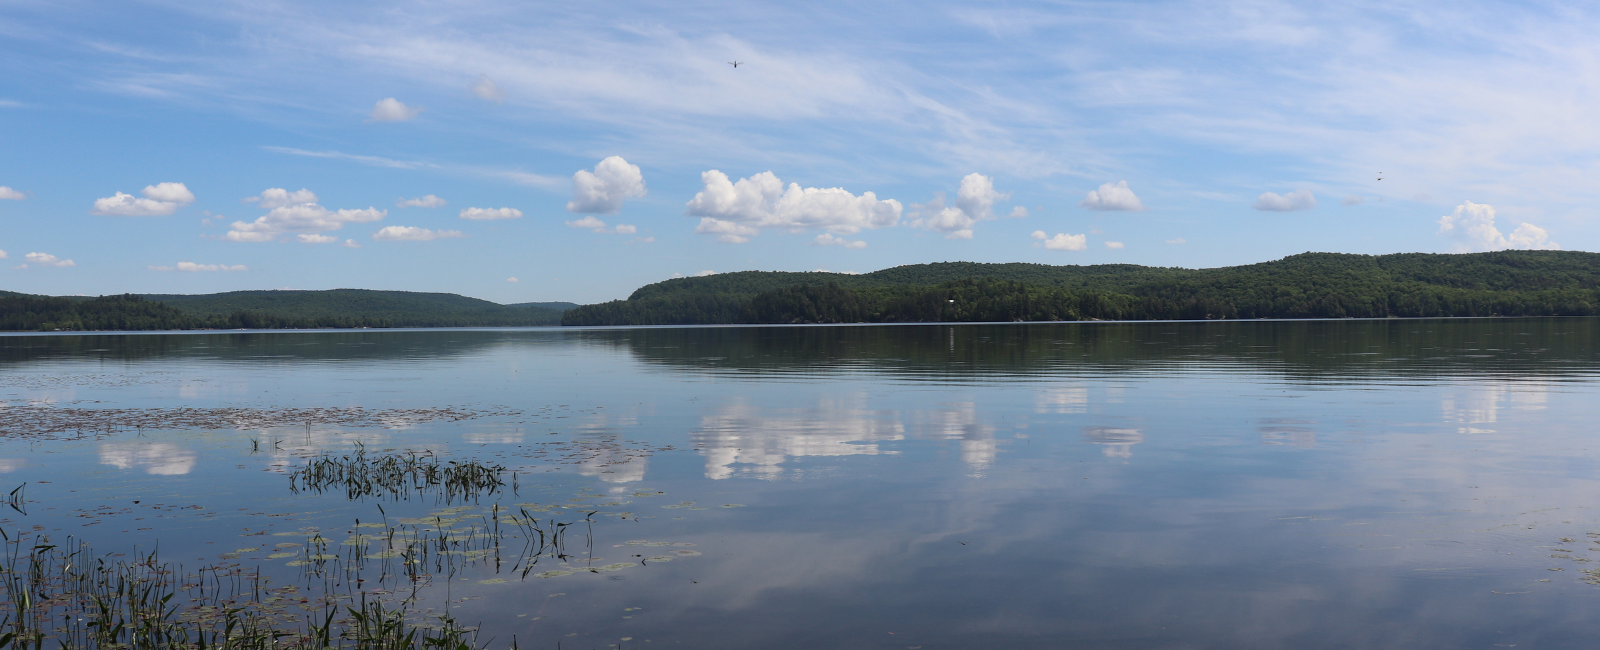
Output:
[
  {"left": 98, "top": 442, "right": 196, "bottom": 475},
  {"left": 693, "top": 398, "right": 905, "bottom": 480}
]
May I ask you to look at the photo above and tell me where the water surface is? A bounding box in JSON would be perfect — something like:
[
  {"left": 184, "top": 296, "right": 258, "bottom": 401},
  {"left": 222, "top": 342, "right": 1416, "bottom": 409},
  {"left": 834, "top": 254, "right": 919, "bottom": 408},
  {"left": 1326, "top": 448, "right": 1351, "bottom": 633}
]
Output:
[{"left": 4, "top": 319, "right": 1600, "bottom": 649}]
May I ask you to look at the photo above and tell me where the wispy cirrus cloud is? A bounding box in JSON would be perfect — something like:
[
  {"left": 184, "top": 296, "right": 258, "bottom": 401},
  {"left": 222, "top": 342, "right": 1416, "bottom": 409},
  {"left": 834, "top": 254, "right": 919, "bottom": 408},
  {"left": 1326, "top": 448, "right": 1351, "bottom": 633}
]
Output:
[{"left": 261, "top": 146, "right": 434, "bottom": 170}]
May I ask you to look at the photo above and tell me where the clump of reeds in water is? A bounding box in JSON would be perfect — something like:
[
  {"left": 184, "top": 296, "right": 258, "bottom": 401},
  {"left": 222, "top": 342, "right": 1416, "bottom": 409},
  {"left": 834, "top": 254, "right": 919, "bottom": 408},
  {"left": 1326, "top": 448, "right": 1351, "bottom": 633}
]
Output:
[
  {"left": 0, "top": 502, "right": 593, "bottom": 650},
  {"left": 0, "top": 529, "right": 491, "bottom": 649},
  {"left": 288, "top": 444, "right": 509, "bottom": 504}
]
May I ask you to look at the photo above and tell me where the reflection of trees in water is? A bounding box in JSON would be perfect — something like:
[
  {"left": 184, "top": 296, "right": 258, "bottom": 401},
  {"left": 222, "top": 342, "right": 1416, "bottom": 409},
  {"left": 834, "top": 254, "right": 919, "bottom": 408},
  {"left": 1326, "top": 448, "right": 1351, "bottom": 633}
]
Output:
[
  {"left": 0, "top": 329, "right": 560, "bottom": 366},
  {"left": 610, "top": 319, "right": 1600, "bottom": 382}
]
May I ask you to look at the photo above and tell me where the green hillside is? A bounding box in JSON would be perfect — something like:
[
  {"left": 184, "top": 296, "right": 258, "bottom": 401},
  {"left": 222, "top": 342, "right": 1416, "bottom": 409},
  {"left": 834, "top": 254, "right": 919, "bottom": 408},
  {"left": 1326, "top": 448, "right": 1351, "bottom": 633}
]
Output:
[
  {"left": 563, "top": 251, "right": 1600, "bottom": 326},
  {"left": 141, "top": 289, "right": 566, "bottom": 327},
  {"left": 1, "top": 289, "right": 574, "bottom": 331}
]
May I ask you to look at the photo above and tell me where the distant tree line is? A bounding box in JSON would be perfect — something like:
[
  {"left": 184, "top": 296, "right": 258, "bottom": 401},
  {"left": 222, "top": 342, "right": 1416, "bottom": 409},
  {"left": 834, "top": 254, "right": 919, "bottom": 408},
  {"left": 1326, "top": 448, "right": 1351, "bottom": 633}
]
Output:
[
  {"left": 564, "top": 251, "right": 1600, "bottom": 326},
  {"left": 0, "top": 294, "right": 565, "bottom": 332}
]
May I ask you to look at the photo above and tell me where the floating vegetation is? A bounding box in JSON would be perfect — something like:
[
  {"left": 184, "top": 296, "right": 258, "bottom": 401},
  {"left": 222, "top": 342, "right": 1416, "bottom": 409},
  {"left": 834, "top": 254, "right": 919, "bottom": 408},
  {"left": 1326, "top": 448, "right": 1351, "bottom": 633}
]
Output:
[
  {"left": 288, "top": 445, "right": 508, "bottom": 504},
  {"left": 0, "top": 405, "right": 516, "bottom": 440}
]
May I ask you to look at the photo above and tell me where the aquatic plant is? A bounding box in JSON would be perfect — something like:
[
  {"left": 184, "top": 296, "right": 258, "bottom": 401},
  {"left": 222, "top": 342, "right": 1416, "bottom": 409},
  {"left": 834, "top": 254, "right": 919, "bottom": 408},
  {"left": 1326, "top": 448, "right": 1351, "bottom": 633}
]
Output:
[
  {"left": 288, "top": 445, "right": 509, "bottom": 504},
  {"left": 0, "top": 505, "right": 594, "bottom": 650}
]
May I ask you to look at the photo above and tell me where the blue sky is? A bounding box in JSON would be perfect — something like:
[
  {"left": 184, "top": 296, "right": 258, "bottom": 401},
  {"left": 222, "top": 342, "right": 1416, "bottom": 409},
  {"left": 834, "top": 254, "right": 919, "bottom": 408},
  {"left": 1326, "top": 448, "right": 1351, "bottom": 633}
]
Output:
[{"left": 1, "top": 0, "right": 1595, "bottom": 303}]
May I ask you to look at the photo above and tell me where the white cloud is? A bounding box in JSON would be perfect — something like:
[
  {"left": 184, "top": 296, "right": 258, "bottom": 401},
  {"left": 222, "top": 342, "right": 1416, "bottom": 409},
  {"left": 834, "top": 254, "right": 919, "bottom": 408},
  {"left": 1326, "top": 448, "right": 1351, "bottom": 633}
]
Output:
[
  {"left": 505, "top": 276, "right": 519, "bottom": 283},
  {"left": 1166, "top": 237, "right": 1186, "bottom": 244},
  {"left": 149, "top": 261, "right": 247, "bottom": 272},
  {"left": 224, "top": 194, "right": 386, "bottom": 242},
  {"left": 1252, "top": 189, "right": 1317, "bottom": 212},
  {"left": 91, "top": 182, "right": 195, "bottom": 216},
  {"left": 695, "top": 270, "right": 716, "bottom": 277},
  {"left": 341, "top": 239, "right": 361, "bottom": 248},
  {"left": 397, "top": 195, "right": 446, "bottom": 208},
  {"left": 24, "top": 252, "right": 74, "bottom": 267},
  {"left": 472, "top": 75, "right": 505, "bottom": 102},
  {"left": 1104, "top": 241, "right": 1125, "bottom": 249},
  {"left": 567, "top": 156, "right": 647, "bottom": 214},
  {"left": 692, "top": 217, "right": 761, "bottom": 243},
  {"left": 1342, "top": 195, "right": 1365, "bottom": 206},
  {"left": 814, "top": 233, "right": 867, "bottom": 249},
  {"left": 1079, "top": 181, "right": 1145, "bottom": 211},
  {"left": 566, "top": 215, "right": 606, "bottom": 229},
  {"left": 1437, "top": 201, "right": 1558, "bottom": 252},
  {"left": 263, "top": 147, "right": 431, "bottom": 170},
  {"left": 459, "top": 207, "right": 523, "bottom": 220},
  {"left": 141, "top": 182, "right": 195, "bottom": 204},
  {"left": 1030, "top": 230, "right": 1086, "bottom": 251},
  {"left": 909, "top": 173, "right": 1023, "bottom": 239},
  {"left": 243, "top": 188, "right": 317, "bottom": 208},
  {"left": 368, "top": 97, "right": 421, "bottom": 122},
  {"left": 0, "top": 186, "right": 23, "bottom": 200},
  {"left": 564, "top": 215, "right": 636, "bottom": 234},
  {"left": 688, "top": 170, "right": 901, "bottom": 242},
  {"left": 0, "top": 250, "right": 6, "bottom": 259},
  {"left": 372, "top": 226, "right": 465, "bottom": 241}
]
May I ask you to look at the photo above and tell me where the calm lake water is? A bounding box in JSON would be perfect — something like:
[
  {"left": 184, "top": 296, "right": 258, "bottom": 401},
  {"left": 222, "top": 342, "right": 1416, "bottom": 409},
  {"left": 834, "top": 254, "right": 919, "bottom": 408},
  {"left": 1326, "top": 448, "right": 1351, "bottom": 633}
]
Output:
[{"left": 4, "top": 318, "right": 1600, "bottom": 649}]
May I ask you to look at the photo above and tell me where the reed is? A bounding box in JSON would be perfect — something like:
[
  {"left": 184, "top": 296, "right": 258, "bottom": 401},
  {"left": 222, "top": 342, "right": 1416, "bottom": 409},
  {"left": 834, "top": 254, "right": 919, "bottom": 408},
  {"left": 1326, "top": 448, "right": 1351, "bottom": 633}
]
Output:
[{"left": 288, "top": 444, "right": 508, "bottom": 504}]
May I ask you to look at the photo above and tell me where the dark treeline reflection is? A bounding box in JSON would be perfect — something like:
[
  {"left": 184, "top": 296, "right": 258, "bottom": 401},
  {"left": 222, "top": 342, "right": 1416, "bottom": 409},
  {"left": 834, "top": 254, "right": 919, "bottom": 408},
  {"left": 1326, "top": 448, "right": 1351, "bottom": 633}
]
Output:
[
  {"left": 4, "top": 318, "right": 1600, "bottom": 383},
  {"left": 0, "top": 329, "right": 547, "bottom": 365},
  {"left": 600, "top": 317, "right": 1600, "bottom": 382}
]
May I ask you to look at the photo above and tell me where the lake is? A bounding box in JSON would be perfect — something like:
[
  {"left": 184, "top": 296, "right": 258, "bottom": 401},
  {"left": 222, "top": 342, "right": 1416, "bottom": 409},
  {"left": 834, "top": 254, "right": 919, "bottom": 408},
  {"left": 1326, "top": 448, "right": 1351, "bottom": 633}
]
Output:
[{"left": 3, "top": 318, "right": 1600, "bottom": 649}]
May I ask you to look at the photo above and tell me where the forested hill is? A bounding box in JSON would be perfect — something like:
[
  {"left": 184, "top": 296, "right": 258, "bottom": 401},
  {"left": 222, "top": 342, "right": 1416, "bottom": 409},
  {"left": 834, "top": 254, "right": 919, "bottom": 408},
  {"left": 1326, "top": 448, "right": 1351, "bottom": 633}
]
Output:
[
  {"left": 562, "top": 251, "right": 1600, "bottom": 326},
  {"left": 1, "top": 289, "right": 572, "bottom": 331},
  {"left": 141, "top": 289, "right": 566, "bottom": 326}
]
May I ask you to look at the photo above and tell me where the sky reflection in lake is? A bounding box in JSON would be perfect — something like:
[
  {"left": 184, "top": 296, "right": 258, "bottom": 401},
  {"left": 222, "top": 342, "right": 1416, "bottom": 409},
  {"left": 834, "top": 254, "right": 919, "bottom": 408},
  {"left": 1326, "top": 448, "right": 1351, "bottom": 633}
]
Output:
[{"left": 3, "top": 319, "right": 1600, "bottom": 648}]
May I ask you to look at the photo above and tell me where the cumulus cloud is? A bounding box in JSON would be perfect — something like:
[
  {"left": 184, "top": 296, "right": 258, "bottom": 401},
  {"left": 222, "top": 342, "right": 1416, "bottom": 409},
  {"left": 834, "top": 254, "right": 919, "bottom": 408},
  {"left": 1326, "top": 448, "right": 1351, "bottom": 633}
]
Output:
[
  {"left": 1437, "top": 201, "right": 1558, "bottom": 252},
  {"left": 397, "top": 195, "right": 446, "bottom": 208},
  {"left": 243, "top": 188, "right": 316, "bottom": 208},
  {"left": 1030, "top": 231, "right": 1087, "bottom": 251},
  {"left": 567, "top": 156, "right": 647, "bottom": 214},
  {"left": 1166, "top": 237, "right": 1187, "bottom": 244},
  {"left": 368, "top": 98, "right": 421, "bottom": 122},
  {"left": 472, "top": 75, "right": 505, "bottom": 102},
  {"left": 149, "top": 262, "right": 247, "bottom": 272},
  {"left": 1252, "top": 189, "right": 1317, "bottom": 211},
  {"left": 224, "top": 196, "right": 386, "bottom": 243},
  {"left": 1079, "top": 181, "right": 1145, "bottom": 211},
  {"left": 814, "top": 233, "right": 866, "bottom": 249},
  {"left": 687, "top": 170, "right": 901, "bottom": 243},
  {"left": 296, "top": 234, "right": 339, "bottom": 244},
  {"left": 459, "top": 207, "right": 523, "bottom": 220},
  {"left": 505, "top": 276, "right": 518, "bottom": 283},
  {"left": 341, "top": 239, "right": 361, "bottom": 248},
  {"left": 92, "top": 182, "right": 195, "bottom": 216},
  {"left": 564, "top": 215, "right": 636, "bottom": 234},
  {"left": 909, "top": 173, "right": 1024, "bottom": 239},
  {"left": 0, "top": 250, "right": 6, "bottom": 259},
  {"left": 1342, "top": 195, "right": 1365, "bottom": 206},
  {"left": 24, "top": 252, "right": 74, "bottom": 267},
  {"left": 1104, "top": 241, "right": 1125, "bottom": 249},
  {"left": 0, "top": 186, "right": 23, "bottom": 200},
  {"left": 372, "top": 226, "right": 465, "bottom": 241}
]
